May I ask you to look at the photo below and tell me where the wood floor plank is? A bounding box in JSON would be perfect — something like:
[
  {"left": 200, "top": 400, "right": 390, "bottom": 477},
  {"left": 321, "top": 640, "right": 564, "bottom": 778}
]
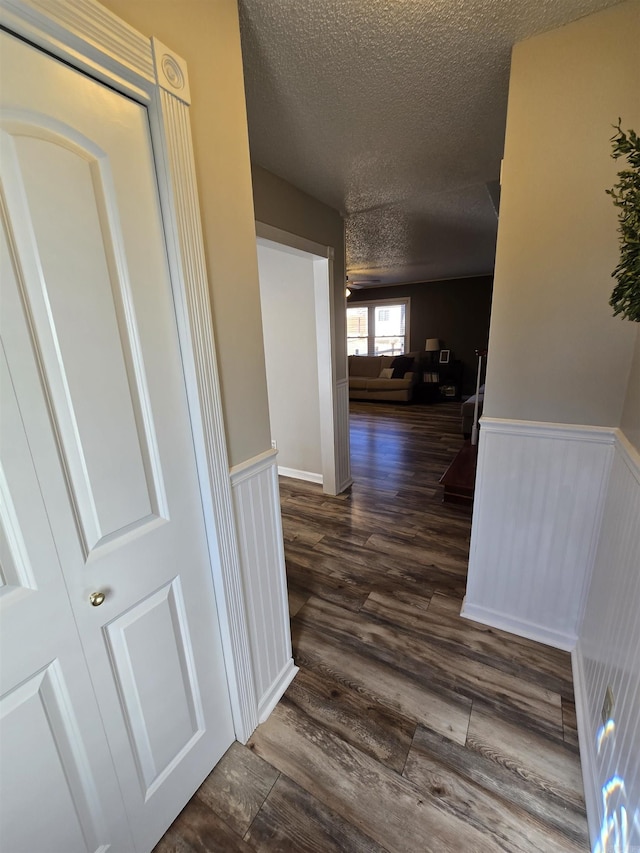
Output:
[
  {"left": 285, "top": 553, "right": 370, "bottom": 612},
  {"left": 421, "top": 593, "right": 576, "bottom": 699},
  {"left": 410, "top": 526, "right": 471, "bottom": 556},
  {"left": 361, "top": 589, "right": 436, "bottom": 629},
  {"left": 438, "top": 595, "right": 573, "bottom": 677},
  {"left": 287, "top": 586, "right": 309, "bottom": 618},
  {"left": 248, "top": 700, "right": 507, "bottom": 853},
  {"left": 295, "top": 595, "right": 564, "bottom": 738},
  {"left": 283, "top": 493, "right": 405, "bottom": 535},
  {"left": 284, "top": 665, "right": 416, "bottom": 773},
  {"left": 466, "top": 707, "right": 586, "bottom": 811},
  {"left": 404, "top": 726, "right": 588, "bottom": 852},
  {"left": 281, "top": 525, "right": 325, "bottom": 546},
  {"left": 367, "top": 532, "right": 470, "bottom": 574},
  {"left": 292, "top": 622, "right": 472, "bottom": 745},
  {"left": 153, "top": 795, "right": 252, "bottom": 853},
  {"left": 339, "top": 564, "right": 467, "bottom": 601},
  {"left": 427, "top": 592, "right": 464, "bottom": 615},
  {"left": 562, "top": 697, "right": 580, "bottom": 748},
  {"left": 302, "top": 503, "right": 418, "bottom": 541},
  {"left": 245, "top": 773, "right": 389, "bottom": 852},
  {"left": 281, "top": 509, "right": 370, "bottom": 548},
  {"left": 284, "top": 541, "right": 346, "bottom": 580},
  {"left": 314, "top": 536, "right": 464, "bottom": 598},
  {"left": 195, "top": 741, "right": 279, "bottom": 837}
]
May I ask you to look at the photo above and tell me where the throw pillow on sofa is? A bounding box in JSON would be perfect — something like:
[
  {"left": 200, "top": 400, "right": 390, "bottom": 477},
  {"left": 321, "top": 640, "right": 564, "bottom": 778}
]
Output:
[
  {"left": 390, "top": 355, "right": 413, "bottom": 378},
  {"left": 379, "top": 368, "right": 394, "bottom": 379}
]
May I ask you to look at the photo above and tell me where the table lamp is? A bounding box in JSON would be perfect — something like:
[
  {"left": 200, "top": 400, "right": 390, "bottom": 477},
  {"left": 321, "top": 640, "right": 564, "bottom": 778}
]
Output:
[{"left": 425, "top": 338, "right": 440, "bottom": 367}]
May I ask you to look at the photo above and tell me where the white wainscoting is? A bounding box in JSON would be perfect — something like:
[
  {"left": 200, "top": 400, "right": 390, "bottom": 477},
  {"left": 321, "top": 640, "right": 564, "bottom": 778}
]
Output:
[
  {"left": 335, "top": 378, "right": 352, "bottom": 493},
  {"left": 229, "top": 449, "right": 298, "bottom": 725},
  {"left": 463, "top": 418, "right": 616, "bottom": 650},
  {"left": 573, "top": 431, "right": 640, "bottom": 850}
]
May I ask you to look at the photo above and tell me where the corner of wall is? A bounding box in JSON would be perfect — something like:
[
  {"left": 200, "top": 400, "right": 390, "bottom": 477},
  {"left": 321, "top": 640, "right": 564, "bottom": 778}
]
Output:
[
  {"left": 572, "top": 432, "right": 640, "bottom": 852},
  {"left": 229, "top": 449, "right": 297, "bottom": 727}
]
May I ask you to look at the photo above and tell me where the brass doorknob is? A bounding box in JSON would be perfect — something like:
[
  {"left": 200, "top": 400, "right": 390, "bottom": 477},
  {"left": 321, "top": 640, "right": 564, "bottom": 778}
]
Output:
[{"left": 89, "top": 591, "right": 106, "bottom": 607}]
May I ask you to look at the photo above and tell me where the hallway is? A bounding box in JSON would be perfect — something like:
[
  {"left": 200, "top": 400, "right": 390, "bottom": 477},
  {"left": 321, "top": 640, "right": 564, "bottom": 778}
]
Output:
[{"left": 155, "top": 402, "right": 587, "bottom": 852}]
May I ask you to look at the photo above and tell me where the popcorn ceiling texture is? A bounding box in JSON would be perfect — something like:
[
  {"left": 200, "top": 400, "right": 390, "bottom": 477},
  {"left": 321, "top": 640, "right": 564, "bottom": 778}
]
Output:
[{"left": 239, "top": 0, "right": 623, "bottom": 285}]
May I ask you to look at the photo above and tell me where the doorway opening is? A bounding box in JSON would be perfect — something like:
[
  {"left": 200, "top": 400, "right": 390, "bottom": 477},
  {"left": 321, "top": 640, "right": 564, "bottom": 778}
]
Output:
[{"left": 256, "top": 223, "right": 350, "bottom": 496}]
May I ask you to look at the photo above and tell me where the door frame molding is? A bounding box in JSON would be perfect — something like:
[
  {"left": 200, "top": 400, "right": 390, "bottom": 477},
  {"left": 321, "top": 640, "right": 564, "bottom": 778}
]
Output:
[{"left": 0, "top": 0, "right": 257, "bottom": 741}]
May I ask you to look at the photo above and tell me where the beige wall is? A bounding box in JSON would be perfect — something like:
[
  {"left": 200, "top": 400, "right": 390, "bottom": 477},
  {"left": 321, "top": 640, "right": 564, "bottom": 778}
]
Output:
[
  {"left": 484, "top": 0, "right": 639, "bottom": 427},
  {"left": 101, "top": 0, "right": 271, "bottom": 467},
  {"left": 251, "top": 165, "right": 347, "bottom": 381},
  {"left": 621, "top": 327, "right": 640, "bottom": 451}
]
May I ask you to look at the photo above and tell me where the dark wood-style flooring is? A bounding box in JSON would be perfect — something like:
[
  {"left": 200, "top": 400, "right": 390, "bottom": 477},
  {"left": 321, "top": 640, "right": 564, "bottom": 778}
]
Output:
[{"left": 155, "top": 401, "right": 588, "bottom": 853}]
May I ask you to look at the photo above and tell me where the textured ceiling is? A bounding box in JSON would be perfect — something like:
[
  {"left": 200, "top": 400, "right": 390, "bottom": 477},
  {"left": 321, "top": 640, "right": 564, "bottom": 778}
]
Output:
[{"left": 239, "top": 0, "right": 623, "bottom": 287}]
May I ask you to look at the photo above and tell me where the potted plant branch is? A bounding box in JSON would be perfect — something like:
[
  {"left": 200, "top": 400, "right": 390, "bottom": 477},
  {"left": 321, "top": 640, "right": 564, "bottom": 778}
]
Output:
[{"left": 607, "top": 122, "right": 640, "bottom": 322}]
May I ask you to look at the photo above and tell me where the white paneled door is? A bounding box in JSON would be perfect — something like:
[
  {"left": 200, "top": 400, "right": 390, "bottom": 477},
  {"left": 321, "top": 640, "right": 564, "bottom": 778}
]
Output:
[{"left": 0, "top": 31, "right": 235, "bottom": 853}]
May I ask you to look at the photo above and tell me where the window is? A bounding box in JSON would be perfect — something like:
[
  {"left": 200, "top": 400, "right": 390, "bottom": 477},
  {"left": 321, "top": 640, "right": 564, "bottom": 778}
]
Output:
[
  {"left": 346, "top": 305, "right": 368, "bottom": 356},
  {"left": 347, "top": 298, "right": 410, "bottom": 356}
]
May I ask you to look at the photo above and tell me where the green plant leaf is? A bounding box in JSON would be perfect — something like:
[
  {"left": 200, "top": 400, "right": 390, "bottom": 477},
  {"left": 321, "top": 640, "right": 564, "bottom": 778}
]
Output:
[{"left": 608, "top": 122, "right": 640, "bottom": 322}]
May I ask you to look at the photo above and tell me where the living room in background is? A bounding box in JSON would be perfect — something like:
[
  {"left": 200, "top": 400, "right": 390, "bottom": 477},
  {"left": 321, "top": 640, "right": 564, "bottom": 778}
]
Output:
[
  {"left": 347, "top": 278, "right": 492, "bottom": 396},
  {"left": 347, "top": 298, "right": 410, "bottom": 356}
]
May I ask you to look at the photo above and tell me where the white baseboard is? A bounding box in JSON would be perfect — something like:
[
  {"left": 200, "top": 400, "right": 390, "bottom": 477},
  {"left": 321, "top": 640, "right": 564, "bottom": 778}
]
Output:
[
  {"left": 461, "top": 599, "right": 576, "bottom": 651},
  {"left": 257, "top": 658, "right": 299, "bottom": 724},
  {"left": 277, "top": 466, "right": 323, "bottom": 484}
]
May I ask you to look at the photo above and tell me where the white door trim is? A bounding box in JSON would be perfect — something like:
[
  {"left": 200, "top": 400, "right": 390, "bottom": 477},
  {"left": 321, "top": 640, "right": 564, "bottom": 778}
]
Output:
[
  {"left": 255, "top": 221, "right": 352, "bottom": 495},
  {"left": 0, "top": 0, "right": 257, "bottom": 741},
  {"left": 256, "top": 221, "right": 331, "bottom": 260}
]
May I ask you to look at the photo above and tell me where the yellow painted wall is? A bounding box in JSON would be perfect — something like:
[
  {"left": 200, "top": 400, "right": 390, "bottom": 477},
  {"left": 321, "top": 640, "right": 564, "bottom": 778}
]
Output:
[
  {"left": 621, "top": 328, "right": 640, "bottom": 450},
  {"left": 101, "top": 0, "right": 271, "bottom": 467},
  {"left": 484, "top": 0, "right": 640, "bottom": 427}
]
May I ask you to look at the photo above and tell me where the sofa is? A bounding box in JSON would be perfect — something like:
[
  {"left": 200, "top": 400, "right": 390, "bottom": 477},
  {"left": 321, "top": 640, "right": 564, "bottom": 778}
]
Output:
[
  {"left": 462, "top": 384, "right": 484, "bottom": 436},
  {"left": 348, "top": 353, "right": 420, "bottom": 402}
]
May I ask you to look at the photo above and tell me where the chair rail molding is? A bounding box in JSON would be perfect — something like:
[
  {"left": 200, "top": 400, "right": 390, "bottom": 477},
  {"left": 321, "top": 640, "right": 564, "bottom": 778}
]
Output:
[
  {"left": 230, "top": 449, "right": 298, "bottom": 722},
  {"left": 463, "top": 417, "right": 616, "bottom": 650},
  {"left": 0, "top": 0, "right": 259, "bottom": 741}
]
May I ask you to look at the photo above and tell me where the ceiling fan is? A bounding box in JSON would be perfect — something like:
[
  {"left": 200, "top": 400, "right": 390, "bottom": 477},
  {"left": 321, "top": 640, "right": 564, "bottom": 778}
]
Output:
[{"left": 345, "top": 277, "right": 381, "bottom": 290}]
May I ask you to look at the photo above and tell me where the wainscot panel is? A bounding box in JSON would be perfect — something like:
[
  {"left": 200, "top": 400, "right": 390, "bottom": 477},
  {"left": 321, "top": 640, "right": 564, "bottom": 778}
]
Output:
[
  {"left": 230, "top": 450, "right": 298, "bottom": 725},
  {"left": 463, "top": 418, "right": 616, "bottom": 649},
  {"left": 573, "top": 431, "right": 640, "bottom": 850},
  {"left": 335, "top": 378, "right": 352, "bottom": 494}
]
